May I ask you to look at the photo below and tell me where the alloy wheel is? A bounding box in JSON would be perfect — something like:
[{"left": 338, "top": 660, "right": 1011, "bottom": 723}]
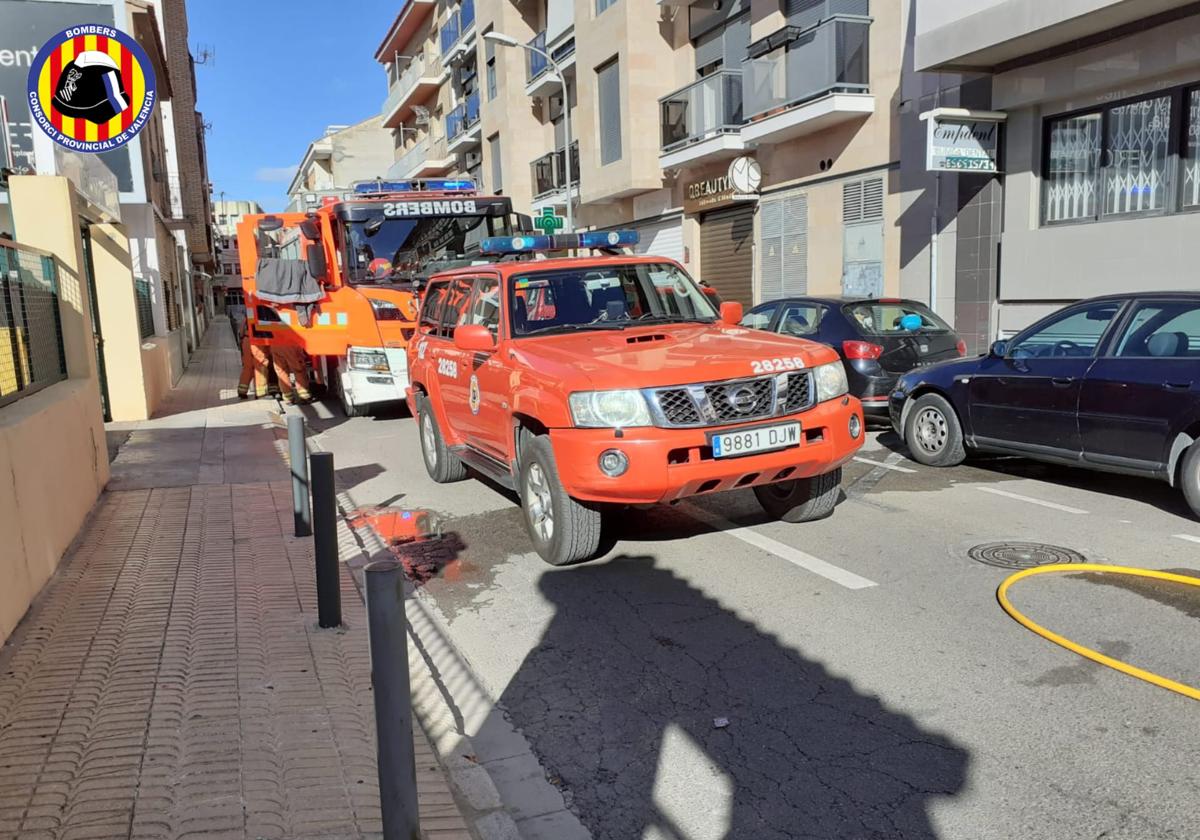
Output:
[
  {"left": 422, "top": 413, "right": 437, "bottom": 468},
  {"left": 524, "top": 463, "right": 554, "bottom": 542}
]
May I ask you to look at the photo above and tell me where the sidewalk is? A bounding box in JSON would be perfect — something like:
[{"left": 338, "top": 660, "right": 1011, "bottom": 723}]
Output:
[{"left": 0, "top": 322, "right": 475, "bottom": 840}]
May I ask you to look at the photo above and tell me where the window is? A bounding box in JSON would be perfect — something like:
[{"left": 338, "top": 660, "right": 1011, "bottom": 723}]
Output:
[
  {"left": 419, "top": 281, "right": 449, "bottom": 332},
  {"left": 438, "top": 278, "right": 474, "bottom": 338},
  {"left": 1114, "top": 300, "right": 1200, "bottom": 358},
  {"left": 739, "top": 304, "right": 776, "bottom": 330},
  {"left": 596, "top": 0, "right": 618, "bottom": 14},
  {"left": 1009, "top": 302, "right": 1122, "bottom": 359},
  {"left": 484, "top": 31, "right": 497, "bottom": 101},
  {"left": 777, "top": 303, "right": 823, "bottom": 337},
  {"left": 1042, "top": 85, "right": 1200, "bottom": 225},
  {"left": 488, "top": 133, "right": 503, "bottom": 194},
  {"left": 597, "top": 58, "right": 622, "bottom": 165},
  {"left": 465, "top": 276, "right": 501, "bottom": 333}
]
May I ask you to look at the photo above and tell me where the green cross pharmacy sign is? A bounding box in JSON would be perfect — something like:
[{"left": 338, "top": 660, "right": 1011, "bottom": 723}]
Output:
[{"left": 533, "top": 207, "right": 565, "bottom": 233}]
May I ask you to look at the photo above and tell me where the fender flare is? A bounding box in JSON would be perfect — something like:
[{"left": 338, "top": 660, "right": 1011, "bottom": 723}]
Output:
[
  {"left": 1167, "top": 432, "right": 1196, "bottom": 487},
  {"left": 412, "top": 375, "right": 461, "bottom": 446}
]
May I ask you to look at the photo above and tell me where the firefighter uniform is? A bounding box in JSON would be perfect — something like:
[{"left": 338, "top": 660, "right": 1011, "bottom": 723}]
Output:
[
  {"left": 237, "top": 335, "right": 271, "bottom": 399},
  {"left": 272, "top": 344, "right": 312, "bottom": 404}
]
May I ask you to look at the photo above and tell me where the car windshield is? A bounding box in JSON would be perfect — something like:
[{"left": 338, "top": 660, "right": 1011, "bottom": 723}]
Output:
[
  {"left": 345, "top": 214, "right": 504, "bottom": 286},
  {"left": 509, "top": 263, "right": 719, "bottom": 337},
  {"left": 844, "top": 301, "right": 952, "bottom": 335}
]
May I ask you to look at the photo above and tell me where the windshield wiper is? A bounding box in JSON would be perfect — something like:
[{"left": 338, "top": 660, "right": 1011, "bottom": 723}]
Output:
[
  {"left": 631, "top": 314, "right": 714, "bottom": 324},
  {"left": 521, "top": 322, "right": 630, "bottom": 337}
]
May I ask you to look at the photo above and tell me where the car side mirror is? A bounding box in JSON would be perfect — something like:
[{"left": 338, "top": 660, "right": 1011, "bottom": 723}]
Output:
[
  {"left": 455, "top": 324, "right": 495, "bottom": 352},
  {"left": 990, "top": 340, "right": 1009, "bottom": 358},
  {"left": 306, "top": 243, "right": 328, "bottom": 281},
  {"left": 720, "top": 301, "right": 743, "bottom": 326}
]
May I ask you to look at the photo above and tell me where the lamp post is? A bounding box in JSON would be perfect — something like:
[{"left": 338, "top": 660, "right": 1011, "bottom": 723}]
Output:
[{"left": 483, "top": 31, "right": 573, "bottom": 233}]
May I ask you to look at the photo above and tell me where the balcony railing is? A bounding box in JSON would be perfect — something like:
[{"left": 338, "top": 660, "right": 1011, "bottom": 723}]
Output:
[
  {"left": 447, "top": 91, "right": 481, "bottom": 141},
  {"left": 745, "top": 16, "right": 870, "bottom": 120},
  {"left": 527, "top": 31, "right": 549, "bottom": 82},
  {"left": 439, "top": 0, "right": 475, "bottom": 55},
  {"left": 531, "top": 142, "right": 580, "bottom": 198},
  {"left": 382, "top": 51, "right": 443, "bottom": 117},
  {"left": 389, "top": 134, "right": 452, "bottom": 177},
  {"left": 659, "top": 69, "right": 744, "bottom": 153}
]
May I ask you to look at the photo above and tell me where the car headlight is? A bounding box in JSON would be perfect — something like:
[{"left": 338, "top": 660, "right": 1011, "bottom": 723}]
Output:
[
  {"left": 368, "top": 298, "right": 406, "bottom": 321},
  {"left": 813, "top": 361, "right": 849, "bottom": 402},
  {"left": 569, "top": 390, "right": 652, "bottom": 428},
  {"left": 349, "top": 348, "right": 390, "bottom": 371}
]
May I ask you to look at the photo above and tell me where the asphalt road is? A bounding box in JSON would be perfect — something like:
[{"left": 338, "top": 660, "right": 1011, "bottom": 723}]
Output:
[{"left": 306, "top": 400, "right": 1200, "bottom": 840}]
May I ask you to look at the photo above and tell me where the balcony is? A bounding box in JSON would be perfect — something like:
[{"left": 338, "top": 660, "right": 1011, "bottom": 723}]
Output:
[
  {"left": 530, "top": 142, "right": 580, "bottom": 212},
  {"left": 446, "top": 91, "right": 481, "bottom": 151},
  {"left": 742, "top": 16, "right": 874, "bottom": 146},
  {"left": 525, "top": 32, "right": 576, "bottom": 99},
  {"left": 439, "top": 0, "right": 476, "bottom": 61},
  {"left": 381, "top": 51, "right": 445, "bottom": 128},
  {"left": 388, "top": 134, "right": 455, "bottom": 179},
  {"left": 659, "top": 70, "right": 745, "bottom": 169}
]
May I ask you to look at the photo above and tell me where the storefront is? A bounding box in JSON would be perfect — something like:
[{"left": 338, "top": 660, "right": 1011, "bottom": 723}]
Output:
[{"left": 684, "top": 165, "right": 756, "bottom": 305}]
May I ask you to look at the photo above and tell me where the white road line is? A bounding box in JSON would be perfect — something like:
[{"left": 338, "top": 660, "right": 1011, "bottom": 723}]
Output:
[
  {"left": 679, "top": 503, "right": 879, "bottom": 590},
  {"left": 1173, "top": 534, "right": 1200, "bottom": 545},
  {"left": 853, "top": 456, "right": 917, "bottom": 474},
  {"left": 974, "top": 486, "right": 1089, "bottom": 515}
]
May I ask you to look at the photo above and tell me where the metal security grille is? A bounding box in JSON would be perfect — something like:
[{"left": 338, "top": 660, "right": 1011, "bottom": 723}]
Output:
[
  {"left": 135, "top": 278, "right": 155, "bottom": 339},
  {"left": 164, "top": 281, "right": 180, "bottom": 332},
  {"left": 0, "top": 243, "right": 68, "bottom": 409},
  {"left": 759, "top": 191, "right": 808, "bottom": 301}
]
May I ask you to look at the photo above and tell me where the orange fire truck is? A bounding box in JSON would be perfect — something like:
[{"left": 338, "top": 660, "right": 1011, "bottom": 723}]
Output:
[{"left": 237, "top": 179, "right": 529, "bottom": 416}]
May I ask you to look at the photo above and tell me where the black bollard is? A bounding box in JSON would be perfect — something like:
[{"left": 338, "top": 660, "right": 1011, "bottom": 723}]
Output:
[
  {"left": 365, "top": 560, "right": 421, "bottom": 839},
  {"left": 288, "top": 414, "right": 312, "bottom": 537},
  {"left": 310, "top": 451, "right": 342, "bottom": 628}
]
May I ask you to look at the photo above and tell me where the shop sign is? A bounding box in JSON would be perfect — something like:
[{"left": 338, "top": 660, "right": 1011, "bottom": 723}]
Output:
[
  {"left": 923, "top": 109, "right": 1005, "bottom": 174},
  {"left": 683, "top": 156, "right": 760, "bottom": 214}
]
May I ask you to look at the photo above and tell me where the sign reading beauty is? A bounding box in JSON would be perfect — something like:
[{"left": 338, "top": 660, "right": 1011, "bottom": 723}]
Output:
[
  {"left": 683, "top": 156, "right": 760, "bottom": 214},
  {"left": 925, "top": 111, "right": 1004, "bottom": 173}
]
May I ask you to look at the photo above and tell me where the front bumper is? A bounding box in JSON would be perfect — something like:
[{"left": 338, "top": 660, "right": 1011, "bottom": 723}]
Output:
[
  {"left": 549, "top": 397, "right": 864, "bottom": 505},
  {"left": 343, "top": 348, "right": 410, "bottom": 408},
  {"left": 888, "top": 391, "right": 907, "bottom": 436}
]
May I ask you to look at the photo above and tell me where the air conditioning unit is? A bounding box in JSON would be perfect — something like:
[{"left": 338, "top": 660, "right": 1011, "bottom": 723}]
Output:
[{"left": 464, "top": 149, "right": 482, "bottom": 169}]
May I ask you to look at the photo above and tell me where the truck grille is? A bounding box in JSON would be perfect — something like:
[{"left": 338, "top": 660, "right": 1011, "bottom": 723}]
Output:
[{"left": 645, "top": 372, "right": 815, "bottom": 429}]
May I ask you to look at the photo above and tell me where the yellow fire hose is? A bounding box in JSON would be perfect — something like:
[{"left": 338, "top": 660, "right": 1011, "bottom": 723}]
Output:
[{"left": 997, "top": 563, "right": 1200, "bottom": 702}]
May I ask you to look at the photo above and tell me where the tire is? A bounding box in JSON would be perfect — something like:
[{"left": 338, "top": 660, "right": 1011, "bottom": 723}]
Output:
[
  {"left": 1181, "top": 442, "right": 1200, "bottom": 519},
  {"left": 754, "top": 467, "right": 842, "bottom": 523},
  {"left": 418, "top": 398, "right": 468, "bottom": 483},
  {"left": 904, "top": 393, "right": 967, "bottom": 467},
  {"left": 518, "top": 435, "right": 602, "bottom": 566},
  {"left": 333, "top": 360, "right": 366, "bottom": 418}
]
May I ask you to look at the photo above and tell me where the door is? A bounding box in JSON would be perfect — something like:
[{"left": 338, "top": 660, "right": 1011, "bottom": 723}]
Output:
[
  {"left": 699, "top": 204, "right": 754, "bottom": 305},
  {"left": 457, "top": 274, "right": 509, "bottom": 459},
  {"left": 969, "top": 300, "right": 1124, "bottom": 455},
  {"left": 428, "top": 277, "right": 474, "bottom": 438},
  {"left": 80, "top": 226, "right": 111, "bottom": 421},
  {"left": 1080, "top": 298, "right": 1200, "bottom": 471}
]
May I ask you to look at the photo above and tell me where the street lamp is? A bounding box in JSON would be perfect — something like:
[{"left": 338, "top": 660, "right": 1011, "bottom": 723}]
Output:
[{"left": 484, "top": 31, "right": 574, "bottom": 233}]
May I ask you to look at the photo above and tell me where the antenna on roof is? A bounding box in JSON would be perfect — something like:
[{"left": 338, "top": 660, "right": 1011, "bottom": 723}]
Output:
[{"left": 193, "top": 44, "right": 216, "bottom": 66}]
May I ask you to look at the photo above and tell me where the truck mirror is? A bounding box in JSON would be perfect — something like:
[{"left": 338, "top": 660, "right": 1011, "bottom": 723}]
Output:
[
  {"left": 515, "top": 213, "right": 536, "bottom": 233},
  {"left": 720, "top": 301, "right": 743, "bottom": 326},
  {"left": 306, "top": 243, "right": 328, "bottom": 281},
  {"left": 299, "top": 219, "right": 320, "bottom": 240},
  {"left": 257, "top": 216, "right": 284, "bottom": 232},
  {"left": 454, "top": 324, "right": 496, "bottom": 352}
]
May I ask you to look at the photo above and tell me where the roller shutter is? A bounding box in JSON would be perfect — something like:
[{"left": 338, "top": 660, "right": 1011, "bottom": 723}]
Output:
[
  {"left": 632, "top": 218, "right": 684, "bottom": 264},
  {"left": 759, "top": 191, "right": 808, "bottom": 301},
  {"left": 699, "top": 204, "right": 754, "bottom": 305}
]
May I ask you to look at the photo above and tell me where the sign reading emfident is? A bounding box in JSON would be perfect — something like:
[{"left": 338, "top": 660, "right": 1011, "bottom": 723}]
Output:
[{"left": 923, "top": 108, "right": 1006, "bottom": 174}]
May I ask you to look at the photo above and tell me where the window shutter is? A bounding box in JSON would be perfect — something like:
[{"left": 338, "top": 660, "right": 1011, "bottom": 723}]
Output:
[
  {"left": 842, "top": 180, "right": 863, "bottom": 223},
  {"left": 862, "top": 177, "right": 883, "bottom": 221},
  {"left": 759, "top": 199, "right": 782, "bottom": 301},
  {"left": 597, "top": 59, "right": 622, "bottom": 165},
  {"left": 782, "top": 193, "right": 808, "bottom": 296},
  {"left": 843, "top": 177, "right": 882, "bottom": 223},
  {"left": 489, "top": 134, "right": 502, "bottom": 193},
  {"left": 694, "top": 27, "right": 723, "bottom": 70},
  {"left": 784, "top": 0, "right": 824, "bottom": 30}
]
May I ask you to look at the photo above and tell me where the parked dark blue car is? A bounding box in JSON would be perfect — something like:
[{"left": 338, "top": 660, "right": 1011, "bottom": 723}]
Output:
[{"left": 889, "top": 292, "right": 1200, "bottom": 517}]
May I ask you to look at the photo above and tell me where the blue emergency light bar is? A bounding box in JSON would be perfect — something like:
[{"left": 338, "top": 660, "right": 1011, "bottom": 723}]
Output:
[
  {"left": 351, "top": 178, "right": 477, "bottom": 194},
  {"left": 479, "top": 230, "right": 641, "bottom": 255}
]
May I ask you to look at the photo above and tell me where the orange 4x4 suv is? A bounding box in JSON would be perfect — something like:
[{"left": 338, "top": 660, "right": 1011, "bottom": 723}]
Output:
[{"left": 407, "top": 250, "right": 864, "bottom": 565}]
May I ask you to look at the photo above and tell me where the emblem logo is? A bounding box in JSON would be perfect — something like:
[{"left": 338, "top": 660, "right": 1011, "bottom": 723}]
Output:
[
  {"left": 27, "top": 25, "right": 157, "bottom": 153},
  {"left": 727, "top": 385, "right": 758, "bottom": 413},
  {"left": 468, "top": 375, "right": 481, "bottom": 415}
]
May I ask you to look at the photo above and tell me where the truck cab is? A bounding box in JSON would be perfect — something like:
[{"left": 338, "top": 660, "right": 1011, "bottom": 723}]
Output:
[{"left": 406, "top": 231, "right": 865, "bottom": 566}]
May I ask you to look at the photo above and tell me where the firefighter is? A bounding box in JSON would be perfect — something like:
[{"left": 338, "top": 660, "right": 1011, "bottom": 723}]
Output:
[
  {"left": 271, "top": 343, "right": 313, "bottom": 405},
  {"left": 236, "top": 330, "right": 270, "bottom": 399}
]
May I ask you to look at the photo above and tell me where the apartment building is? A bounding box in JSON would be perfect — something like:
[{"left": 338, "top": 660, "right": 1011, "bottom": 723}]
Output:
[
  {"left": 374, "top": 0, "right": 905, "bottom": 308},
  {"left": 212, "top": 199, "right": 262, "bottom": 303},
  {"left": 915, "top": 0, "right": 1200, "bottom": 337},
  {"left": 285, "top": 118, "right": 395, "bottom": 211}
]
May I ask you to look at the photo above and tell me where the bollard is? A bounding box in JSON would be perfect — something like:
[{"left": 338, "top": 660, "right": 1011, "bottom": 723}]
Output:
[
  {"left": 310, "top": 451, "right": 342, "bottom": 628},
  {"left": 365, "top": 560, "right": 421, "bottom": 840},
  {"left": 288, "top": 414, "right": 312, "bottom": 537}
]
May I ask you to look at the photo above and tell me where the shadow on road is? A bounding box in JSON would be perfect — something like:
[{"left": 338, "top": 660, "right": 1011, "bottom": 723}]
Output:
[{"left": 497, "top": 556, "right": 969, "bottom": 839}]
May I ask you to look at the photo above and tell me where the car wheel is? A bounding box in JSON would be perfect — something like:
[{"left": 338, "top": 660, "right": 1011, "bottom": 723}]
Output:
[
  {"left": 418, "top": 399, "right": 467, "bottom": 483},
  {"left": 753, "top": 468, "right": 842, "bottom": 523},
  {"left": 1181, "top": 442, "right": 1200, "bottom": 519},
  {"left": 904, "top": 393, "right": 966, "bottom": 467},
  {"left": 519, "top": 435, "right": 602, "bottom": 566}
]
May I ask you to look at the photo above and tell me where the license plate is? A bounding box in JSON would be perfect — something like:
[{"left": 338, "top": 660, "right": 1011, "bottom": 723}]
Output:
[{"left": 709, "top": 422, "right": 801, "bottom": 459}]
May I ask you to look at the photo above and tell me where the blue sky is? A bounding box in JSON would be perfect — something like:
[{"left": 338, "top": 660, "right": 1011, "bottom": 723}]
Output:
[{"left": 190, "top": 0, "right": 400, "bottom": 212}]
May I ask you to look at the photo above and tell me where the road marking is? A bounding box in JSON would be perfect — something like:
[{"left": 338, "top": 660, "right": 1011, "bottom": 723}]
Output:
[
  {"left": 853, "top": 456, "right": 917, "bottom": 474},
  {"left": 1173, "top": 534, "right": 1200, "bottom": 545},
  {"left": 679, "top": 503, "right": 878, "bottom": 590},
  {"left": 974, "top": 486, "right": 1088, "bottom": 515}
]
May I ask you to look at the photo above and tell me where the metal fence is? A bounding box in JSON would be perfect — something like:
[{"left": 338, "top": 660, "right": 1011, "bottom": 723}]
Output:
[
  {"left": 0, "top": 242, "right": 68, "bottom": 409},
  {"left": 135, "top": 278, "right": 155, "bottom": 339}
]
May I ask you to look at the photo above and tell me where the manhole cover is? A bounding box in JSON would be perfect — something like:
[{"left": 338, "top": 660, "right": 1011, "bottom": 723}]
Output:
[{"left": 968, "top": 542, "right": 1087, "bottom": 570}]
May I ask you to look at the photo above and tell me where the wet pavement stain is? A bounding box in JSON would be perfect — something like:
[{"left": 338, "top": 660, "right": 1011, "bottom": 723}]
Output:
[
  {"left": 1026, "top": 641, "right": 1132, "bottom": 687},
  {"left": 1076, "top": 568, "right": 1200, "bottom": 620}
]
